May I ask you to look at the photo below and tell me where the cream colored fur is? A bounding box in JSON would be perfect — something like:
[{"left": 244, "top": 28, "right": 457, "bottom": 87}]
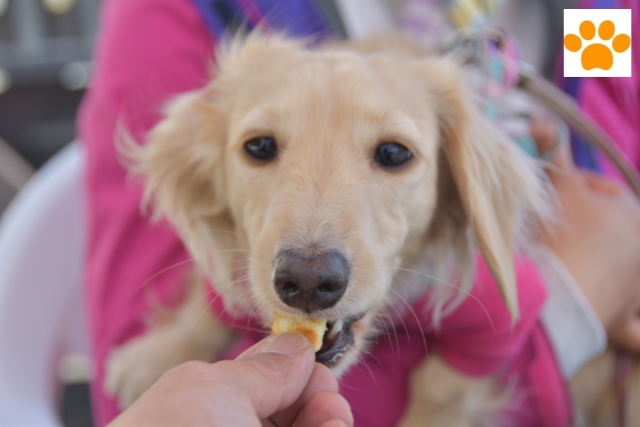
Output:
[
  {"left": 106, "top": 33, "right": 568, "bottom": 425},
  {"left": 398, "top": 356, "right": 509, "bottom": 427}
]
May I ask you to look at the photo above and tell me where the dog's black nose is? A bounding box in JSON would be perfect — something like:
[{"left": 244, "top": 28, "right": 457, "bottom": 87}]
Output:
[{"left": 274, "top": 250, "right": 349, "bottom": 313}]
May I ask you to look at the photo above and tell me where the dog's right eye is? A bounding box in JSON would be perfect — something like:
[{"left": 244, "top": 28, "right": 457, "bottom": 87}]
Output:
[
  {"left": 375, "top": 142, "right": 412, "bottom": 168},
  {"left": 244, "top": 137, "right": 277, "bottom": 161}
]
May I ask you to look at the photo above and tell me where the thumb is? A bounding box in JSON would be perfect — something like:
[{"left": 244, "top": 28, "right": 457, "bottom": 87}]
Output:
[
  {"left": 530, "top": 118, "right": 575, "bottom": 177},
  {"left": 214, "top": 333, "right": 316, "bottom": 420}
]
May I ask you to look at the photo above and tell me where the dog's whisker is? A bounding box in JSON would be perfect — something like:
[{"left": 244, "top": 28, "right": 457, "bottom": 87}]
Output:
[
  {"left": 221, "top": 264, "right": 251, "bottom": 276},
  {"left": 396, "top": 267, "right": 497, "bottom": 336},
  {"left": 387, "top": 287, "right": 429, "bottom": 358},
  {"left": 336, "top": 381, "right": 370, "bottom": 393},
  {"left": 184, "top": 286, "right": 219, "bottom": 312},
  {"left": 134, "top": 248, "right": 250, "bottom": 292},
  {"left": 202, "top": 228, "right": 251, "bottom": 241},
  {"left": 225, "top": 283, "right": 261, "bottom": 327},
  {"left": 233, "top": 289, "right": 267, "bottom": 332},
  {"left": 134, "top": 257, "right": 195, "bottom": 292},
  {"left": 196, "top": 274, "right": 253, "bottom": 328},
  {"left": 396, "top": 267, "right": 457, "bottom": 289},
  {"left": 206, "top": 272, "right": 251, "bottom": 299},
  {"left": 387, "top": 276, "right": 416, "bottom": 341},
  {"left": 359, "top": 343, "right": 385, "bottom": 368},
  {"left": 358, "top": 357, "right": 379, "bottom": 389},
  {"left": 191, "top": 284, "right": 250, "bottom": 330},
  {"left": 383, "top": 308, "right": 401, "bottom": 361},
  {"left": 371, "top": 317, "right": 391, "bottom": 353},
  {"left": 210, "top": 291, "right": 269, "bottom": 335},
  {"left": 377, "top": 307, "right": 400, "bottom": 360},
  {"left": 246, "top": 294, "right": 271, "bottom": 328},
  {"left": 210, "top": 281, "right": 268, "bottom": 335},
  {"left": 183, "top": 271, "right": 251, "bottom": 314}
]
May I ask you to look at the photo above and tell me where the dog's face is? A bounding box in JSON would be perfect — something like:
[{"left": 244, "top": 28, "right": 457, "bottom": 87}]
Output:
[{"left": 130, "top": 34, "right": 547, "bottom": 373}]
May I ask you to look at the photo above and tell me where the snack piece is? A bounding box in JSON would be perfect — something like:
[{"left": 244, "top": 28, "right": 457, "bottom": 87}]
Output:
[{"left": 272, "top": 312, "right": 327, "bottom": 352}]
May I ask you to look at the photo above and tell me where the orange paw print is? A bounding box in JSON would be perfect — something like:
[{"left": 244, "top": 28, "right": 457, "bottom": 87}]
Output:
[{"left": 564, "top": 20, "right": 631, "bottom": 70}]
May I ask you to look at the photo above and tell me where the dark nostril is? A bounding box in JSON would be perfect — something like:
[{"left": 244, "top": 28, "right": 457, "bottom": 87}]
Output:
[
  {"left": 281, "top": 281, "right": 299, "bottom": 296},
  {"left": 318, "top": 282, "right": 338, "bottom": 294},
  {"left": 273, "top": 249, "right": 349, "bottom": 313}
]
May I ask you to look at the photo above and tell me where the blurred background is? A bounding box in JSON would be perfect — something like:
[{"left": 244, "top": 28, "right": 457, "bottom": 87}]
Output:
[
  {"left": 0, "top": 2, "right": 98, "bottom": 425},
  {"left": 0, "top": 0, "right": 98, "bottom": 213}
]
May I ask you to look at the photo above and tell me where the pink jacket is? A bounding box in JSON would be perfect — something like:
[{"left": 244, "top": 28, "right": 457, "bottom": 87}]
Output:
[{"left": 81, "top": 0, "right": 632, "bottom": 425}]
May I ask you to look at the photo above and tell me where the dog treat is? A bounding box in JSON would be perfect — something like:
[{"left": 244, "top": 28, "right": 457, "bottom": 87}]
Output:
[{"left": 272, "top": 312, "right": 327, "bottom": 352}]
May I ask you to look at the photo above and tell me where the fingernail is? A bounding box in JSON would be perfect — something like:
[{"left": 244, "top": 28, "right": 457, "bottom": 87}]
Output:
[{"left": 260, "top": 333, "right": 309, "bottom": 356}]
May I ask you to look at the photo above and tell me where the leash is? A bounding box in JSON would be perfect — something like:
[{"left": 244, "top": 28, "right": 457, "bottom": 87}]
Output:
[
  {"left": 444, "top": 28, "right": 640, "bottom": 200},
  {"left": 518, "top": 69, "right": 640, "bottom": 199}
]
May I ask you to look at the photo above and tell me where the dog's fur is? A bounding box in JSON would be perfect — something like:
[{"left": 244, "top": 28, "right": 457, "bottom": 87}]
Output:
[{"left": 103, "top": 33, "right": 608, "bottom": 425}]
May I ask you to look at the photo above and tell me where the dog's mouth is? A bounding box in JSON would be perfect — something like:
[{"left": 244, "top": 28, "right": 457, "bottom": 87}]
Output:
[{"left": 315, "top": 313, "right": 364, "bottom": 367}]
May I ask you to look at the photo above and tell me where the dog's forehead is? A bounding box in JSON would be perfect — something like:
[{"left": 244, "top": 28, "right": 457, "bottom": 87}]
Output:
[
  {"left": 228, "top": 49, "right": 438, "bottom": 150},
  {"left": 240, "top": 51, "right": 393, "bottom": 104}
]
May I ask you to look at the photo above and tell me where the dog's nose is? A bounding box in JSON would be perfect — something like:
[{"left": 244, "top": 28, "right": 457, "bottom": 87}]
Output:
[{"left": 273, "top": 250, "right": 349, "bottom": 313}]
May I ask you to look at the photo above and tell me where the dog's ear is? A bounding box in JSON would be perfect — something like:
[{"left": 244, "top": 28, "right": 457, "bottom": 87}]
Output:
[
  {"left": 120, "top": 87, "right": 235, "bottom": 285},
  {"left": 422, "top": 58, "right": 549, "bottom": 320},
  {"left": 121, "top": 33, "right": 305, "bottom": 301}
]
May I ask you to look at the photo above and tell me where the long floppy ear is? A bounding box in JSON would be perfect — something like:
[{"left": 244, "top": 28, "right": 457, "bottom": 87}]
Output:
[
  {"left": 423, "top": 58, "right": 550, "bottom": 320},
  {"left": 119, "top": 87, "right": 236, "bottom": 289}
]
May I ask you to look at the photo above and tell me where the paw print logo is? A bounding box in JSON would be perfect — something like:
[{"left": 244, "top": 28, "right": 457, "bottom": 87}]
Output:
[
  {"left": 564, "top": 20, "right": 630, "bottom": 70},
  {"left": 563, "top": 9, "right": 632, "bottom": 77}
]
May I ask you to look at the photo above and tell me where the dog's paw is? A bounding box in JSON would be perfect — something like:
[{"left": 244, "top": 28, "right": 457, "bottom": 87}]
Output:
[{"left": 105, "top": 330, "right": 195, "bottom": 408}]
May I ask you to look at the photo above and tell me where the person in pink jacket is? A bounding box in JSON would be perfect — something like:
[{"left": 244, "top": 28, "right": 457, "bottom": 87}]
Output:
[{"left": 78, "top": 0, "right": 640, "bottom": 425}]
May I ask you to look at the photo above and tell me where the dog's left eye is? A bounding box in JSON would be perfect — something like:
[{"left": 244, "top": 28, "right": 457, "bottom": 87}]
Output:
[
  {"left": 244, "top": 137, "right": 277, "bottom": 161},
  {"left": 375, "top": 142, "right": 412, "bottom": 167}
]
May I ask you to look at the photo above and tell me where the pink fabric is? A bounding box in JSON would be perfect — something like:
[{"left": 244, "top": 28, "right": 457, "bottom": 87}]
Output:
[
  {"left": 364, "top": 258, "right": 570, "bottom": 427},
  {"left": 80, "top": 1, "right": 569, "bottom": 425},
  {"left": 429, "top": 260, "right": 570, "bottom": 427},
  {"left": 78, "top": 0, "right": 215, "bottom": 424}
]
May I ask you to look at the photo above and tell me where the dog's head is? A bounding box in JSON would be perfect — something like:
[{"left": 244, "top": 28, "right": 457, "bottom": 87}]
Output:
[{"left": 126, "top": 33, "right": 548, "bottom": 373}]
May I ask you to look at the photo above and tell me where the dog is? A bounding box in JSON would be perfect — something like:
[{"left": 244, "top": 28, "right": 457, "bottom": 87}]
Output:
[{"left": 104, "top": 32, "right": 575, "bottom": 426}]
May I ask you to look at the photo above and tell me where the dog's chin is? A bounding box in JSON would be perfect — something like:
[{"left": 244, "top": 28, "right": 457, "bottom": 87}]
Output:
[{"left": 315, "top": 313, "right": 372, "bottom": 377}]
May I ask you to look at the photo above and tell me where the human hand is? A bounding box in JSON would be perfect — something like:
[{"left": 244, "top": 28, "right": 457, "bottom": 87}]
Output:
[
  {"left": 532, "top": 120, "right": 640, "bottom": 352},
  {"left": 108, "top": 333, "right": 353, "bottom": 427}
]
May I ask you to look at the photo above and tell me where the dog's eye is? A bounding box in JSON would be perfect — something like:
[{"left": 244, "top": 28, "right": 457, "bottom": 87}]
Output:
[
  {"left": 244, "top": 137, "right": 277, "bottom": 161},
  {"left": 375, "top": 142, "right": 412, "bottom": 167}
]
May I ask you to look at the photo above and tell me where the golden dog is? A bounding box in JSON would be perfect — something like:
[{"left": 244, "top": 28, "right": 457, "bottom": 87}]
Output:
[{"left": 106, "top": 32, "right": 563, "bottom": 425}]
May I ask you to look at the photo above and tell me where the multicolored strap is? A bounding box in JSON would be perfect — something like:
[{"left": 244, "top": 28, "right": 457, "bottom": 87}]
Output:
[{"left": 478, "top": 30, "right": 539, "bottom": 156}]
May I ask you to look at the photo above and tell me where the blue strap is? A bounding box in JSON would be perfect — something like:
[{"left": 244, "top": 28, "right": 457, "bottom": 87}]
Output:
[{"left": 190, "top": 0, "right": 334, "bottom": 40}]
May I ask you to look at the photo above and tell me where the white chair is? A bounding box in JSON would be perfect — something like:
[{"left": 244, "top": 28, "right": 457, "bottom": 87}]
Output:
[
  {"left": 0, "top": 138, "right": 34, "bottom": 215},
  {"left": 0, "top": 142, "right": 89, "bottom": 427}
]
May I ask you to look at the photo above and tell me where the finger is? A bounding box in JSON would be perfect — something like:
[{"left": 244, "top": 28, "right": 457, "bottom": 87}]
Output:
[
  {"left": 269, "top": 363, "right": 339, "bottom": 426},
  {"left": 530, "top": 118, "right": 575, "bottom": 181},
  {"left": 215, "top": 333, "right": 317, "bottom": 419},
  {"left": 581, "top": 172, "right": 624, "bottom": 196},
  {"left": 237, "top": 331, "right": 317, "bottom": 359},
  {"left": 236, "top": 331, "right": 310, "bottom": 360},
  {"left": 292, "top": 392, "right": 353, "bottom": 427}
]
